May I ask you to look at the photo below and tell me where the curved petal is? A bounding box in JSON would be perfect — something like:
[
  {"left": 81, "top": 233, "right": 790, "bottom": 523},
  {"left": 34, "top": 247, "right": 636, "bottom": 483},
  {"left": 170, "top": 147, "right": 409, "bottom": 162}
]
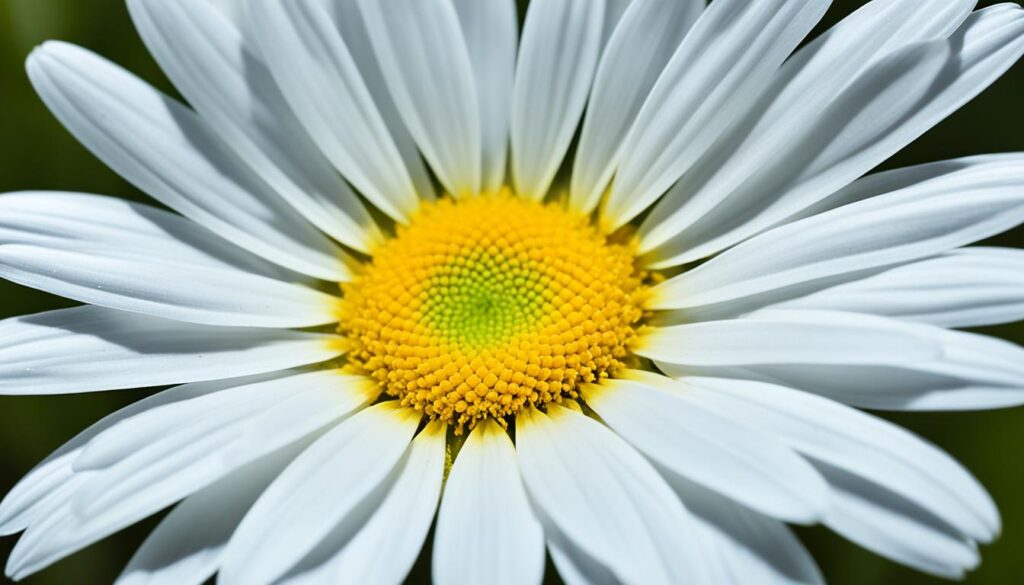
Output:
[
  {"left": 602, "top": 0, "right": 634, "bottom": 46},
  {"left": 670, "top": 321, "right": 1024, "bottom": 412},
  {"left": 818, "top": 462, "right": 981, "bottom": 579},
  {"left": 127, "top": 0, "right": 381, "bottom": 251},
  {"left": 217, "top": 402, "right": 420, "bottom": 585},
  {"left": 605, "top": 0, "right": 830, "bottom": 229},
  {"left": 516, "top": 405, "right": 711, "bottom": 585},
  {"left": 0, "top": 193, "right": 341, "bottom": 328},
  {"left": 647, "top": 166, "right": 1024, "bottom": 311},
  {"left": 778, "top": 247, "right": 1024, "bottom": 328},
  {"left": 433, "top": 420, "right": 544, "bottom": 585},
  {"left": 248, "top": 0, "right": 422, "bottom": 221},
  {"left": 325, "top": 0, "right": 437, "bottom": 203},
  {"left": 545, "top": 520, "right": 621, "bottom": 585},
  {"left": 683, "top": 376, "right": 1000, "bottom": 544},
  {"left": 569, "top": 0, "right": 702, "bottom": 214},
  {"left": 511, "top": 0, "right": 604, "bottom": 200},
  {"left": 666, "top": 473, "right": 824, "bottom": 585},
  {"left": 0, "top": 381, "right": 229, "bottom": 537},
  {"left": 5, "top": 370, "right": 372, "bottom": 580},
  {"left": 637, "top": 310, "right": 942, "bottom": 367},
  {"left": 114, "top": 443, "right": 296, "bottom": 585},
  {"left": 635, "top": 0, "right": 977, "bottom": 259},
  {"left": 0, "top": 191, "right": 277, "bottom": 276},
  {"left": 0, "top": 305, "right": 341, "bottom": 395},
  {"left": 26, "top": 41, "right": 350, "bottom": 281},
  {"left": 452, "top": 0, "right": 517, "bottom": 193},
  {"left": 798, "top": 152, "right": 1024, "bottom": 219},
  {"left": 277, "top": 422, "right": 446, "bottom": 585},
  {"left": 643, "top": 5, "right": 1024, "bottom": 266},
  {"left": 583, "top": 372, "right": 827, "bottom": 523},
  {"left": 357, "top": 0, "right": 481, "bottom": 198}
]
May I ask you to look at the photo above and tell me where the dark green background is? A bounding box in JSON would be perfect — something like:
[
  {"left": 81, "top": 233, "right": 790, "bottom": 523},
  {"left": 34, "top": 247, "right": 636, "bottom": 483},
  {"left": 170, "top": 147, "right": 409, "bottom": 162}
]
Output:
[{"left": 0, "top": 0, "right": 1022, "bottom": 583}]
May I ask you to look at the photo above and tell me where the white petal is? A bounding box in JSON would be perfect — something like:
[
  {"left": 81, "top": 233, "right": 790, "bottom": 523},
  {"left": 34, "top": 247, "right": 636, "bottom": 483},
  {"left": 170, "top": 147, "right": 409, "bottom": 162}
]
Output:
[
  {"left": 678, "top": 321, "right": 1024, "bottom": 412},
  {"left": 113, "top": 442, "right": 297, "bottom": 585},
  {"left": 325, "top": 0, "right": 437, "bottom": 203},
  {"left": 357, "top": 0, "right": 481, "bottom": 198},
  {"left": 648, "top": 167, "right": 1024, "bottom": 311},
  {"left": 277, "top": 421, "right": 446, "bottom": 585},
  {"left": 248, "top": 0, "right": 423, "bottom": 221},
  {"left": 635, "top": 0, "right": 977, "bottom": 256},
  {"left": 601, "top": 0, "right": 634, "bottom": 45},
  {"left": 799, "top": 152, "right": 1024, "bottom": 220},
  {"left": 545, "top": 521, "right": 620, "bottom": 585},
  {"left": 649, "top": 157, "right": 1024, "bottom": 322},
  {"left": 452, "top": 0, "right": 518, "bottom": 193},
  {"left": 569, "top": 0, "right": 701, "bottom": 215},
  {"left": 683, "top": 376, "right": 1000, "bottom": 544},
  {"left": 665, "top": 473, "right": 824, "bottom": 585},
  {"left": 637, "top": 310, "right": 942, "bottom": 367},
  {"left": 127, "top": 0, "right": 381, "bottom": 252},
  {"left": 583, "top": 371, "right": 827, "bottom": 524},
  {"left": 0, "top": 382, "right": 227, "bottom": 537},
  {"left": 433, "top": 420, "right": 544, "bottom": 585},
  {"left": 0, "top": 193, "right": 341, "bottom": 328},
  {"left": 604, "top": 0, "right": 830, "bottom": 229},
  {"left": 0, "top": 191, "right": 274, "bottom": 276},
  {"left": 778, "top": 247, "right": 1024, "bottom": 328},
  {"left": 204, "top": 0, "right": 246, "bottom": 26},
  {"left": 511, "top": 0, "right": 604, "bottom": 200},
  {"left": 6, "top": 370, "right": 371, "bottom": 579},
  {"left": 0, "top": 305, "right": 341, "bottom": 395},
  {"left": 643, "top": 5, "right": 1024, "bottom": 266},
  {"left": 26, "top": 42, "right": 350, "bottom": 281},
  {"left": 516, "top": 405, "right": 711, "bottom": 585},
  {"left": 818, "top": 463, "right": 981, "bottom": 579},
  {"left": 218, "top": 402, "right": 421, "bottom": 585}
]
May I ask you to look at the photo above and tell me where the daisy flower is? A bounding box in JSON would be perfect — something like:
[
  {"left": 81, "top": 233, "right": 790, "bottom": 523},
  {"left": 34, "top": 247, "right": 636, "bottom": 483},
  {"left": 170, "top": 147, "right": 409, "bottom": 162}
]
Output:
[{"left": 3, "top": 0, "right": 1024, "bottom": 583}]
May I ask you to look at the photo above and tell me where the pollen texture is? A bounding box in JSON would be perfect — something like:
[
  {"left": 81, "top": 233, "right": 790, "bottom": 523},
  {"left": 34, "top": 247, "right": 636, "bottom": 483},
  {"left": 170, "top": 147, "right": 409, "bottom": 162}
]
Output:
[{"left": 339, "top": 191, "right": 646, "bottom": 430}]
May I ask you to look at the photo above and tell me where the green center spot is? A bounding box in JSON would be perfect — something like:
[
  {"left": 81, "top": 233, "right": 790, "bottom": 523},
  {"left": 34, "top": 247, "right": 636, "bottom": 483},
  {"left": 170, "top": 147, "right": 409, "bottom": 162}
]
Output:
[{"left": 423, "top": 252, "right": 545, "bottom": 350}]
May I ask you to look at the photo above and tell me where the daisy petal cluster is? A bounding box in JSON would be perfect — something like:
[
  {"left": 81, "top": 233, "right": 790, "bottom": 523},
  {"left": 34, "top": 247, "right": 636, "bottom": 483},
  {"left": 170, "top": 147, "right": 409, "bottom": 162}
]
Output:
[{"left": 1, "top": 0, "right": 1024, "bottom": 584}]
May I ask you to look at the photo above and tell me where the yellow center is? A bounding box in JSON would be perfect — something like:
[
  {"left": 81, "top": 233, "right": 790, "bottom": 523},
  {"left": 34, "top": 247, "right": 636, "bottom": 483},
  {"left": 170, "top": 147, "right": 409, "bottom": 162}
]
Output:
[{"left": 339, "top": 190, "right": 645, "bottom": 431}]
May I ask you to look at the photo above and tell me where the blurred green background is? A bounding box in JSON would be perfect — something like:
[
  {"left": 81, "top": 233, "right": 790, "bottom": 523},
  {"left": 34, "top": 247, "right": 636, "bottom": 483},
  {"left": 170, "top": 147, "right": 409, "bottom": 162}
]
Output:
[{"left": 0, "top": 0, "right": 1022, "bottom": 583}]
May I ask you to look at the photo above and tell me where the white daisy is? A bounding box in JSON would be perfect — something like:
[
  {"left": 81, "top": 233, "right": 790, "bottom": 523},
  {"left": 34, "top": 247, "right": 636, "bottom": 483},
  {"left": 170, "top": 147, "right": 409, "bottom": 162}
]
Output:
[{"left": 2, "top": 0, "right": 1024, "bottom": 583}]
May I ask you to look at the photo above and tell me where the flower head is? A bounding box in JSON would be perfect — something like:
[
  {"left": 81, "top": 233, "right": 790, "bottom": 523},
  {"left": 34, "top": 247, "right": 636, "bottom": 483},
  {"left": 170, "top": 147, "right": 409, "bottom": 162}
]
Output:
[{"left": 2, "top": 0, "right": 1024, "bottom": 584}]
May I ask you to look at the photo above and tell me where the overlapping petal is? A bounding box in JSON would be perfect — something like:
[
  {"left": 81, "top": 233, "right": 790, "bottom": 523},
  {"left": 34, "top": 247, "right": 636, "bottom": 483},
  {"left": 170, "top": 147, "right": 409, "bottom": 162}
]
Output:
[
  {"left": 0, "top": 305, "right": 341, "bottom": 395},
  {"left": 27, "top": 42, "right": 350, "bottom": 280},
  {"left": 128, "top": 0, "right": 381, "bottom": 251},
  {"left": 511, "top": 0, "right": 604, "bottom": 200}
]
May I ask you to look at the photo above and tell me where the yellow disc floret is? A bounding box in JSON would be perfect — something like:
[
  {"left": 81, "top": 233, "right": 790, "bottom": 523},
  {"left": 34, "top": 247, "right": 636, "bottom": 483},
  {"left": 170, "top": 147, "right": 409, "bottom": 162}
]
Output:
[{"left": 339, "top": 190, "right": 645, "bottom": 431}]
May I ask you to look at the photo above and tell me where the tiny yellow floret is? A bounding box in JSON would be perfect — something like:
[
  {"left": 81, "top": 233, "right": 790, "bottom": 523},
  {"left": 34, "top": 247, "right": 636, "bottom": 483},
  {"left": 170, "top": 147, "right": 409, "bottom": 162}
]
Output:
[{"left": 339, "top": 190, "right": 645, "bottom": 431}]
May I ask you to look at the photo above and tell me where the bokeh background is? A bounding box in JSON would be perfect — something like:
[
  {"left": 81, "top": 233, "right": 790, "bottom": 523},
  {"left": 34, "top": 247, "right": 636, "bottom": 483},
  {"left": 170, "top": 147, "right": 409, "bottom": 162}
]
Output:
[{"left": 0, "top": 0, "right": 1022, "bottom": 583}]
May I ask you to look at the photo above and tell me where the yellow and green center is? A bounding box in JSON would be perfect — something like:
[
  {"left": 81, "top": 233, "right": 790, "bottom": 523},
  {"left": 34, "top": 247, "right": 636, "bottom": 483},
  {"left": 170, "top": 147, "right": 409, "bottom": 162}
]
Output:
[{"left": 339, "top": 190, "right": 646, "bottom": 430}]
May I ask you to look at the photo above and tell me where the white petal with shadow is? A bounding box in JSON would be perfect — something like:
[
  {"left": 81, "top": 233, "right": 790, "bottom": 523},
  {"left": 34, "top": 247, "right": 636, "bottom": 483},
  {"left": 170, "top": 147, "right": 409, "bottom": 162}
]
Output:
[
  {"left": 452, "top": 0, "right": 518, "bottom": 193},
  {"left": 511, "top": 0, "right": 604, "bottom": 200},
  {"left": 249, "top": 0, "right": 424, "bottom": 222},
  {"left": 278, "top": 422, "right": 446, "bottom": 585},
  {"left": 5, "top": 370, "right": 373, "bottom": 580},
  {"left": 217, "top": 402, "right": 420, "bottom": 585},
  {"left": 583, "top": 371, "right": 827, "bottom": 524},
  {"left": 516, "top": 405, "right": 711, "bottom": 585},
  {"left": 605, "top": 0, "right": 829, "bottom": 229},
  {"left": 357, "top": 0, "right": 481, "bottom": 198},
  {"left": 569, "top": 0, "right": 702, "bottom": 214},
  {"left": 27, "top": 42, "right": 350, "bottom": 281},
  {"left": 0, "top": 193, "right": 341, "bottom": 328},
  {"left": 128, "top": 0, "right": 381, "bottom": 251},
  {"left": 0, "top": 305, "right": 341, "bottom": 395}
]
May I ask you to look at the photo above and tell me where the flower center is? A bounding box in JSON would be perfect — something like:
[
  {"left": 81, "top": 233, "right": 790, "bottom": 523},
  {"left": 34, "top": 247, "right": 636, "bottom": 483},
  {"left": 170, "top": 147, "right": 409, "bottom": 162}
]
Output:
[{"left": 339, "top": 191, "right": 645, "bottom": 430}]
